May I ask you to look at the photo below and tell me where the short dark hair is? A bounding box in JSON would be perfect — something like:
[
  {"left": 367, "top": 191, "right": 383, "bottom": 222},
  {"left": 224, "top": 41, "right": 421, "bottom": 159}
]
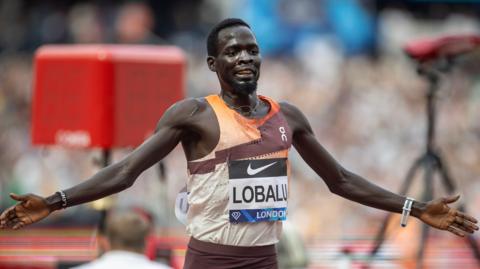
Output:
[
  {"left": 106, "top": 210, "right": 150, "bottom": 251},
  {"left": 207, "top": 18, "right": 251, "bottom": 56}
]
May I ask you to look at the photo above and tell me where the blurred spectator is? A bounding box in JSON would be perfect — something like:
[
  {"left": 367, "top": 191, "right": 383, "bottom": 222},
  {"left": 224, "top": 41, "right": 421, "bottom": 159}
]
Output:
[
  {"left": 72, "top": 209, "right": 172, "bottom": 269},
  {"left": 67, "top": 3, "right": 104, "bottom": 43},
  {"left": 114, "top": 2, "right": 164, "bottom": 44}
]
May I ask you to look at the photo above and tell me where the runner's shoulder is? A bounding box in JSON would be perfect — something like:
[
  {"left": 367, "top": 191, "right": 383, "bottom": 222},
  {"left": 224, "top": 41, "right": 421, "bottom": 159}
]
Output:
[
  {"left": 278, "top": 101, "right": 311, "bottom": 132},
  {"left": 162, "top": 97, "right": 211, "bottom": 124},
  {"left": 278, "top": 101, "right": 303, "bottom": 118},
  {"left": 169, "top": 97, "right": 207, "bottom": 115}
]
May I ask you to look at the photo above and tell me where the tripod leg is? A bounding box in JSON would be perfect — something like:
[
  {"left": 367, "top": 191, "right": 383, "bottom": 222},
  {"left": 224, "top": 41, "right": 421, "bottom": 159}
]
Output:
[
  {"left": 367, "top": 157, "right": 424, "bottom": 266},
  {"left": 463, "top": 235, "right": 480, "bottom": 264},
  {"left": 416, "top": 157, "right": 435, "bottom": 269},
  {"left": 435, "top": 154, "right": 480, "bottom": 264},
  {"left": 399, "top": 157, "right": 425, "bottom": 195},
  {"left": 433, "top": 153, "right": 455, "bottom": 193},
  {"left": 416, "top": 223, "right": 430, "bottom": 269}
]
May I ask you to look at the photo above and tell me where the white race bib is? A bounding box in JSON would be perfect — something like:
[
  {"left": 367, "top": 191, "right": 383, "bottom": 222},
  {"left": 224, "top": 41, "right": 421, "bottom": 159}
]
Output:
[
  {"left": 228, "top": 158, "right": 288, "bottom": 223},
  {"left": 174, "top": 185, "right": 189, "bottom": 225}
]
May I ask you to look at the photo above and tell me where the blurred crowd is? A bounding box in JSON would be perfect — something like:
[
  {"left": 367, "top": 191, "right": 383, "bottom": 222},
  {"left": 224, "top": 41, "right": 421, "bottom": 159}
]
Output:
[{"left": 1, "top": 0, "right": 480, "bottom": 249}]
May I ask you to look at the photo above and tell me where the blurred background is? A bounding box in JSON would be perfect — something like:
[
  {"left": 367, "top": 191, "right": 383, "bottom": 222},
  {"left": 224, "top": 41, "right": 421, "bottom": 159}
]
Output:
[{"left": 1, "top": 0, "right": 480, "bottom": 268}]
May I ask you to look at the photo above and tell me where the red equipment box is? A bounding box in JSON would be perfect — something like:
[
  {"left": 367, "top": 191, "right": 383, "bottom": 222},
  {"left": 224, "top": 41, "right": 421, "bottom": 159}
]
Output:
[{"left": 32, "top": 45, "right": 185, "bottom": 148}]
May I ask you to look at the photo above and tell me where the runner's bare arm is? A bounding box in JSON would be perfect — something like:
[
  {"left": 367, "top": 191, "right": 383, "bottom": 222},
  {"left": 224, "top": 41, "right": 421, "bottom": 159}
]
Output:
[
  {"left": 0, "top": 98, "right": 201, "bottom": 229},
  {"left": 280, "top": 101, "right": 478, "bottom": 236}
]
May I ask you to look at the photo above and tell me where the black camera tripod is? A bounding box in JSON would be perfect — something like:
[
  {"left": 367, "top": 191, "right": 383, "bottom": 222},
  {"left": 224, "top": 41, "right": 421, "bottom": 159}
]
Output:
[{"left": 366, "top": 60, "right": 480, "bottom": 269}]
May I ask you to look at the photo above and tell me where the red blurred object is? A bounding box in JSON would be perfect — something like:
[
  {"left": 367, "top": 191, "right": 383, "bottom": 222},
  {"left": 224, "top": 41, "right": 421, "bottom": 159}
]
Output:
[
  {"left": 0, "top": 228, "right": 188, "bottom": 269},
  {"left": 32, "top": 45, "right": 185, "bottom": 148},
  {"left": 404, "top": 35, "right": 480, "bottom": 62},
  {"left": 0, "top": 261, "right": 55, "bottom": 269},
  {"left": 145, "top": 236, "right": 188, "bottom": 269}
]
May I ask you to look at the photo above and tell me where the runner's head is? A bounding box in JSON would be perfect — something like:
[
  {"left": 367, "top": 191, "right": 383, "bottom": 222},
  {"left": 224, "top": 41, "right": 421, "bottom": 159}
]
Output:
[
  {"left": 206, "top": 18, "right": 261, "bottom": 96},
  {"left": 104, "top": 209, "right": 151, "bottom": 253}
]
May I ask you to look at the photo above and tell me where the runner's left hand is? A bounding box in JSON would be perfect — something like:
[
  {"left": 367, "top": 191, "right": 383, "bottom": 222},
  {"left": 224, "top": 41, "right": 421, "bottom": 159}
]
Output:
[{"left": 418, "top": 195, "right": 478, "bottom": 237}]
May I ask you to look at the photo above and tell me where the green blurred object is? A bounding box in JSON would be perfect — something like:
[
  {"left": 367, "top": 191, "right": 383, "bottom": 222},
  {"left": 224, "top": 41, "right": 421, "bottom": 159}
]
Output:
[
  {"left": 277, "top": 221, "right": 309, "bottom": 269},
  {"left": 2, "top": 175, "right": 24, "bottom": 207}
]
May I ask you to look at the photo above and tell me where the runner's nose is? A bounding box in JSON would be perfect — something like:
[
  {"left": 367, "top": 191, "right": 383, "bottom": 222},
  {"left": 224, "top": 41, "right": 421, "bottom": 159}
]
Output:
[{"left": 238, "top": 50, "right": 253, "bottom": 65}]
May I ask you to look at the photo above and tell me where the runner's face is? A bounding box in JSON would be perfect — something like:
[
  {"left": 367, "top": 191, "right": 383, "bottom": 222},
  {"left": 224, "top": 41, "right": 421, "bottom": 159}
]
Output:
[{"left": 211, "top": 26, "right": 261, "bottom": 95}]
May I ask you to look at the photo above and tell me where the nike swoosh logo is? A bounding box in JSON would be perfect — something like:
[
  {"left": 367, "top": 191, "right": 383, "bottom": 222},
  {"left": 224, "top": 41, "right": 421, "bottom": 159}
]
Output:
[{"left": 247, "top": 162, "right": 277, "bottom": 176}]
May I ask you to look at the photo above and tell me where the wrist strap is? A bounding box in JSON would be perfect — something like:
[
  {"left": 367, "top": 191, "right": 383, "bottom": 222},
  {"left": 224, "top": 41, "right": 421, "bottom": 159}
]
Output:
[
  {"left": 400, "top": 197, "right": 415, "bottom": 227},
  {"left": 57, "top": 190, "right": 68, "bottom": 209}
]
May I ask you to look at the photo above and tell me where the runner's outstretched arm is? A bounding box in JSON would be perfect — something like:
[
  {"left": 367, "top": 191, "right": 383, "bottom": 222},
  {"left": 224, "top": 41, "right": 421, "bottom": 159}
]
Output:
[
  {"left": 0, "top": 99, "right": 200, "bottom": 229},
  {"left": 280, "top": 101, "right": 478, "bottom": 237}
]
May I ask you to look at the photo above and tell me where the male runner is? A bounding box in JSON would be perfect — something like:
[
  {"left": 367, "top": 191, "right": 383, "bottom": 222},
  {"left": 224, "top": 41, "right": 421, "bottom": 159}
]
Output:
[{"left": 1, "top": 18, "right": 478, "bottom": 268}]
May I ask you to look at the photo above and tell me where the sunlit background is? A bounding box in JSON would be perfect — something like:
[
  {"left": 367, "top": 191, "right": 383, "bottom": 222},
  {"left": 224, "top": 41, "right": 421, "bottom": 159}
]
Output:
[{"left": 1, "top": 0, "right": 480, "bottom": 268}]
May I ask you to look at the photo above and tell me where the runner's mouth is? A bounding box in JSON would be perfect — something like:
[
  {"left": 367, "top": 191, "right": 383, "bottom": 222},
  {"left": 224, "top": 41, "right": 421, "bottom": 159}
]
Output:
[{"left": 234, "top": 69, "right": 256, "bottom": 79}]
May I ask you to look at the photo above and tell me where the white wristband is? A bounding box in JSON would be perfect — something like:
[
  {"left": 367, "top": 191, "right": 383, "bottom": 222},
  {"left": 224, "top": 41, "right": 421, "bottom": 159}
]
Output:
[
  {"left": 57, "top": 190, "right": 68, "bottom": 209},
  {"left": 400, "top": 197, "right": 415, "bottom": 227}
]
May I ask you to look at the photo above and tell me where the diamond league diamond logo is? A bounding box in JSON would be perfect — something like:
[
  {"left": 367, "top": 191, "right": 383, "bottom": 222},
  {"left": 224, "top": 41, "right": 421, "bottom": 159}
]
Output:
[{"left": 231, "top": 211, "right": 241, "bottom": 220}]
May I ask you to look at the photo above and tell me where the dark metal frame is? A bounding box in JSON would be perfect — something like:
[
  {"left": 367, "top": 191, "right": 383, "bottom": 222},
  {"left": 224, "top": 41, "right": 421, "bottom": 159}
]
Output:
[{"left": 367, "top": 60, "right": 480, "bottom": 269}]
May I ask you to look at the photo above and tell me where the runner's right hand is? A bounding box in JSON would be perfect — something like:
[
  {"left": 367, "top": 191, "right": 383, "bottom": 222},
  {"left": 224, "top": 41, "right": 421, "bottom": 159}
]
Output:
[{"left": 0, "top": 193, "right": 51, "bottom": 229}]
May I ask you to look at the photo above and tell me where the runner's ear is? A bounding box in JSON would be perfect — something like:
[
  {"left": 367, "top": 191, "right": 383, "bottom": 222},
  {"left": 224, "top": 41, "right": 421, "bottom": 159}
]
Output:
[{"left": 207, "top": 56, "right": 216, "bottom": 72}]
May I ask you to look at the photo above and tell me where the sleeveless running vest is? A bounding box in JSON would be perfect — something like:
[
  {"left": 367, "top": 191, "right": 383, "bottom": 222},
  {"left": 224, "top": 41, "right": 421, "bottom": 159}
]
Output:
[{"left": 185, "top": 94, "right": 292, "bottom": 246}]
